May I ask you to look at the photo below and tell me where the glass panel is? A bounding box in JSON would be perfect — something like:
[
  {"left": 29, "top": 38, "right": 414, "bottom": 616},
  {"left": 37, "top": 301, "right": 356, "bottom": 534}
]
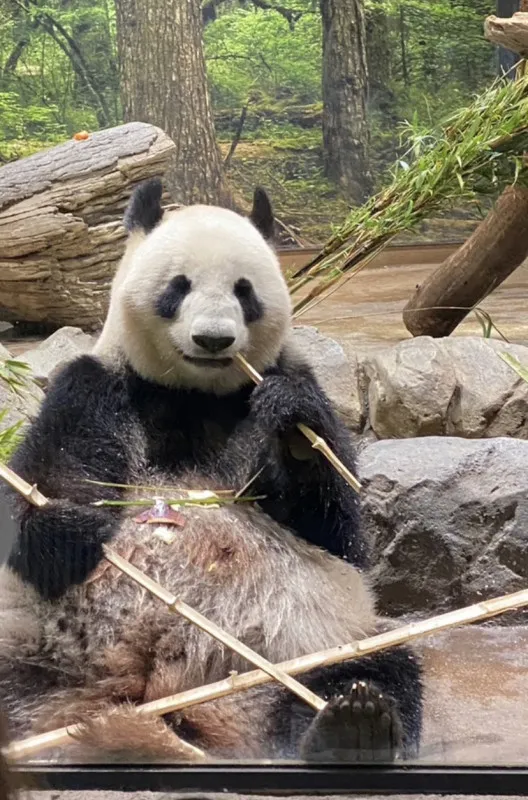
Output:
[{"left": 0, "top": 0, "right": 526, "bottom": 786}]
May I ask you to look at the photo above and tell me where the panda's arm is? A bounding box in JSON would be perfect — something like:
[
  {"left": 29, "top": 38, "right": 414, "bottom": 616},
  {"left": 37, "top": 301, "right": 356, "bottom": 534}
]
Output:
[
  {"left": 6, "top": 355, "right": 134, "bottom": 600},
  {"left": 221, "top": 360, "right": 368, "bottom": 567}
]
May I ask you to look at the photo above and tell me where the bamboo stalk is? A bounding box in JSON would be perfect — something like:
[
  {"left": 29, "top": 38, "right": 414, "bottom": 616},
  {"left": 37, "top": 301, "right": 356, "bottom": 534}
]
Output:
[
  {"left": 235, "top": 353, "right": 362, "bottom": 494},
  {"left": 7, "top": 585, "right": 528, "bottom": 763},
  {"left": 0, "top": 463, "right": 47, "bottom": 508},
  {"left": 0, "top": 468, "right": 325, "bottom": 713}
]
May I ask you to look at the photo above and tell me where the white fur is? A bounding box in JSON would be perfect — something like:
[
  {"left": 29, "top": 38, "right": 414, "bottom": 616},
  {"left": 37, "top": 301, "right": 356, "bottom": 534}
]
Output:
[{"left": 95, "top": 205, "right": 292, "bottom": 393}]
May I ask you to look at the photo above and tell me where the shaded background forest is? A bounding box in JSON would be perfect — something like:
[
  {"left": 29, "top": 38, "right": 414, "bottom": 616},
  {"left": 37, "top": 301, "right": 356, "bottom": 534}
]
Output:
[{"left": 0, "top": 0, "right": 516, "bottom": 242}]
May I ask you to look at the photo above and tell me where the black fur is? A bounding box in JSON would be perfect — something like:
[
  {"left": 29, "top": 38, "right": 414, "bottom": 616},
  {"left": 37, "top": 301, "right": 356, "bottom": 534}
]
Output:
[
  {"left": 7, "top": 352, "right": 364, "bottom": 599},
  {"left": 250, "top": 187, "right": 274, "bottom": 240},
  {"left": 271, "top": 646, "right": 423, "bottom": 761},
  {"left": 124, "top": 178, "right": 164, "bottom": 233},
  {"left": 155, "top": 275, "right": 192, "bottom": 319},
  {"left": 233, "top": 278, "right": 264, "bottom": 324}
]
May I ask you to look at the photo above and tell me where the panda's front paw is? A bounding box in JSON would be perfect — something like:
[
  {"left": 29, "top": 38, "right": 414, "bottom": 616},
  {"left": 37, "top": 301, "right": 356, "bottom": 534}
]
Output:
[
  {"left": 249, "top": 373, "right": 333, "bottom": 436},
  {"left": 10, "top": 500, "right": 117, "bottom": 600}
]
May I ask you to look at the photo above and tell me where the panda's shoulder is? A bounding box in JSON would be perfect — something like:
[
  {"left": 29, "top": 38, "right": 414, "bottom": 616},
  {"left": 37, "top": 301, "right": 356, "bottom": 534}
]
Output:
[{"left": 43, "top": 354, "right": 128, "bottom": 410}]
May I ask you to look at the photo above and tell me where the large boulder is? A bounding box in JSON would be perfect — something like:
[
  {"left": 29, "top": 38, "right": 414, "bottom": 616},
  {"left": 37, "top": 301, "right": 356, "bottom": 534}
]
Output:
[
  {"left": 362, "top": 336, "right": 528, "bottom": 439},
  {"left": 359, "top": 436, "right": 528, "bottom": 615},
  {"left": 292, "top": 325, "right": 364, "bottom": 430},
  {"left": 19, "top": 326, "right": 95, "bottom": 387}
]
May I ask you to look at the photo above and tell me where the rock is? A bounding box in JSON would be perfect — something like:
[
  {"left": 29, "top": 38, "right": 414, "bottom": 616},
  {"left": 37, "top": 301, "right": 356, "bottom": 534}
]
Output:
[
  {"left": 444, "top": 337, "right": 528, "bottom": 438},
  {"left": 0, "top": 353, "right": 44, "bottom": 429},
  {"left": 363, "top": 336, "right": 528, "bottom": 439},
  {"left": 359, "top": 436, "right": 528, "bottom": 615},
  {"left": 363, "top": 337, "right": 457, "bottom": 438},
  {"left": 292, "top": 325, "right": 364, "bottom": 430},
  {"left": 19, "top": 326, "right": 95, "bottom": 386}
]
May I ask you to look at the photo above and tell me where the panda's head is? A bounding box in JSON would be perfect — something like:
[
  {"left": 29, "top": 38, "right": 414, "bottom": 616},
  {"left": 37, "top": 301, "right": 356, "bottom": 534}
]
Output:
[{"left": 98, "top": 179, "right": 292, "bottom": 394}]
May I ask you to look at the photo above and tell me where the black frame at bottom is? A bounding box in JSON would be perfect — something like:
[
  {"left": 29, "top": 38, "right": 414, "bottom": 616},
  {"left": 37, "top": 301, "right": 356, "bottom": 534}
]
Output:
[{"left": 13, "top": 764, "right": 528, "bottom": 795}]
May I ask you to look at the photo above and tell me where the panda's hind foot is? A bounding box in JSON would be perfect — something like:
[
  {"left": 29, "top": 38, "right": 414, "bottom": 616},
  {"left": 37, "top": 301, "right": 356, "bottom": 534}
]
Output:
[{"left": 299, "top": 680, "right": 403, "bottom": 763}]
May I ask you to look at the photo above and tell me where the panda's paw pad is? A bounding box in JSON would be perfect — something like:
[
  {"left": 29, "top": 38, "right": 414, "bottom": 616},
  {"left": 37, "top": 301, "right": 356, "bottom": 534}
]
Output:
[{"left": 300, "top": 681, "right": 403, "bottom": 762}]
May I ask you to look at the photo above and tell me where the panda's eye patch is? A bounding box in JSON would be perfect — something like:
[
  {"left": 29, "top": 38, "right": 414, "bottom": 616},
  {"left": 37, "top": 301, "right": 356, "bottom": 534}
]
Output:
[
  {"left": 155, "top": 275, "right": 192, "bottom": 319},
  {"left": 234, "top": 278, "right": 263, "bottom": 324}
]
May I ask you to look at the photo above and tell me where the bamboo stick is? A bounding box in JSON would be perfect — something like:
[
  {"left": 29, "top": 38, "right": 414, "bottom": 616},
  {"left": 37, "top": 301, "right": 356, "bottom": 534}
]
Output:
[
  {"left": 0, "top": 468, "right": 325, "bottom": 713},
  {"left": 235, "top": 353, "right": 362, "bottom": 494},
  {"left": 7, "top": 585, "right": 528, "bottom": 763},
  {"left": 0, "top": 464, "right": 47, "bottom": 508}
]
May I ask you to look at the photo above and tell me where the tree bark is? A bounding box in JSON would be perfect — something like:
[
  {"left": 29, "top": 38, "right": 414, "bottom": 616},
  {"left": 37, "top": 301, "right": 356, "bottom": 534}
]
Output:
[
  {"left": 0, "top": 123, "right": 176, "bottom": 331},
  {"left": 402, "top": 184, "right": 528, "bottom": 338},
  {"left": 320, "top": 0, "right": 372, "bottom": 205},
  {"left": 115, "top": 0, "right": 227, "bottom": 206}
]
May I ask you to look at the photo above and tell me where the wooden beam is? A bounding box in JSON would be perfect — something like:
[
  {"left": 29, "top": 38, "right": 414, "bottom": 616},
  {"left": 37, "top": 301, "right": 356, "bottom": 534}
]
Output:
[{"left": 402, "top": 183, "right": 528, "bottom": 337}]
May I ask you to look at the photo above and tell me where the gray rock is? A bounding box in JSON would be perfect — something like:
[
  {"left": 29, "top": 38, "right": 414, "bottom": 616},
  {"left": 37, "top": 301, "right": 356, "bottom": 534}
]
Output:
[
  {"left": 0, "top": 350, "right": 44, "bottom": 428},
  {"left": 362, "top": 336, "right": 528, "bottom": 440},
  {"left": 363, "top": 336, "right": 456, "bottom": 438},
  {"left": 292, "top": 325, "right": 363, "bottom": 430},
  {"left": 359, "top": 436, "right": 528, "bottom": 615},
  {"left": 20, "top": 326, "right": 95, "bottom": 386}
]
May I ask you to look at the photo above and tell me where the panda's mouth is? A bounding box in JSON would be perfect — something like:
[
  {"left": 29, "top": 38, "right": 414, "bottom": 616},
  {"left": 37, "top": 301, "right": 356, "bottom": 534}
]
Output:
[{"left": 183, "top": 355, "right": 233, "bottom": 369}]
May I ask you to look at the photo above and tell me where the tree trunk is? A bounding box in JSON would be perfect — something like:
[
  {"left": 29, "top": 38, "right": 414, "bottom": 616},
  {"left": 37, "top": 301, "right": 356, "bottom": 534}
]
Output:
[
  {"left": 0, "top": 123, "right": 176, "bottom": 331},
  {"left": 402, "top": 184, "right": 528, "bottom": 338},
  {"left": 320, "top": 0, "right": 372, "bottom": 204},
  {"left": 115, "top": 0, "right": 227, "bottom": 206}
]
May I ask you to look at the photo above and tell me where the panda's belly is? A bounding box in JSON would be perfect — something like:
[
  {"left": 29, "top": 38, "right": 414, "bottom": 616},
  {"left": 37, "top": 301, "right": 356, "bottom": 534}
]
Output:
[{"left": 42, "top": 476, "right": 378, "bottom": 690}]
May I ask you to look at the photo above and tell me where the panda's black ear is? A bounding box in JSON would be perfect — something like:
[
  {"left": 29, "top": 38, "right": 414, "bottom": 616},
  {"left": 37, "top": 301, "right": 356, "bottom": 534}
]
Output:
[
  {"left": 250, "top": 187, "right": 274, "bottom": 240},
  {"left": 124, "top": 178, "right": 164, "bottom": 234}
]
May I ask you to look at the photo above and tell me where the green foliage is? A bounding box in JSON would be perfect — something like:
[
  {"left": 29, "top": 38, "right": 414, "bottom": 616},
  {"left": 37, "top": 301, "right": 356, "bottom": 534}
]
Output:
[
  {"left": 0, "top": 0, "right": 504, "bottom": 238},
  {"left": 291, "top": 73, "right": 528, "bottom": 314},
  {"left": 0, "top": 411, "right": 23, "bottom": 464},
  {"left": 205, "top": 6, "right": 321, "bottom": 108},
  {"left": 0, "top": 358, "right": 37, "bottom": 464}
]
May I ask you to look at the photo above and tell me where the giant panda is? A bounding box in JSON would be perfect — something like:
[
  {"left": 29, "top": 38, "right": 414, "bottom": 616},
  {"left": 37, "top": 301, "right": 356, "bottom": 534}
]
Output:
[{"left": 0, "top": 180, "right": 423, "bottom": 764}]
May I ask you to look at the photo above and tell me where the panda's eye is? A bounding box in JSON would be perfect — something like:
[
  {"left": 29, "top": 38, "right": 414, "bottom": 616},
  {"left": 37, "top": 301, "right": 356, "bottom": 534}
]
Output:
[
  {"left": 234, "top": 278, "right": 263, "bottom": 324},
  {"left": 156, "top": 275, "right": 192, "bottom": 319}
]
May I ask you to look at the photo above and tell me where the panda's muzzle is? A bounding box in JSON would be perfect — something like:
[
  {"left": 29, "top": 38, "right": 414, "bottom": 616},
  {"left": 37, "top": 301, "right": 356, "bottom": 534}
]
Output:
[{"left": 184, "top": 333, "right": 236, "bottom": 367}]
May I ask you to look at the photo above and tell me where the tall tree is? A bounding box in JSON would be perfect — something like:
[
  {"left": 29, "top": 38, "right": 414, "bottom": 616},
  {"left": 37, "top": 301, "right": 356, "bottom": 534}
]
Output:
[
  {"left": 115, "top": 0, "right": 227, "bottom": 204},
  {"left": 320, "top": 0, "right": 372, "bottom": 204}
]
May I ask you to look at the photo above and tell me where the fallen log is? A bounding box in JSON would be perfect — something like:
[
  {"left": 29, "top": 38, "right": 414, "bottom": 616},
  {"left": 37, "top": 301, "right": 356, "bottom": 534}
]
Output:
[
  {"left": 0, "top": 122, "right": 176, "bottom": 331},
  {"left": 485, "top": 12, "right": 528, "bottom": 56},
  {"left": 402, "top": 182, "right": 528, "bottom": 338}
]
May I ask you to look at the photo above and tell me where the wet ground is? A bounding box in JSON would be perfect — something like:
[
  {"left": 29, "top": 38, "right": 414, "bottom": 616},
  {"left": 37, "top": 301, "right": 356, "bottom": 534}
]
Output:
[
  {"left": 419, "top": 625, "right": 528, "bottom": 765},
  {"left": 298, "top": 255, "right": 528, "bottom": 358}
]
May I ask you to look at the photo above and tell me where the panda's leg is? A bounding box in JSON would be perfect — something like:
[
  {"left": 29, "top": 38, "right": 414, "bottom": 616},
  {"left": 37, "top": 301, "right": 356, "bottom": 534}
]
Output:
[
  {"left": 64, "top": 707, "right": 208, "bottom": 764},
  {"left": 271, "top": 645, "right": 423, "bottom": 762}
]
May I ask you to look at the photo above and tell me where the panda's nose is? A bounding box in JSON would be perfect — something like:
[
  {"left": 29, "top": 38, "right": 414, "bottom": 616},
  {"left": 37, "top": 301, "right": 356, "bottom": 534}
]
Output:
[{"left": 192, "top": 334, "right": 235, "bottom": 354}]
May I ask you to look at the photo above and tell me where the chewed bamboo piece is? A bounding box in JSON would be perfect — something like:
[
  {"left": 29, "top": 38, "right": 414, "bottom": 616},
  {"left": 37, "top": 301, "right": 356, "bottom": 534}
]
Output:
[
  {"left": 0, "top": 464, "right": 47, "bottom": 508},
  {"left": 7, "top": 585, "right": 528, "bottom": 763},
  {"left": 0, "top": 466, "right": 325, "bottom": 713},
  {"left": 235, "top": 353, "right": 362, "bottom": 494}
]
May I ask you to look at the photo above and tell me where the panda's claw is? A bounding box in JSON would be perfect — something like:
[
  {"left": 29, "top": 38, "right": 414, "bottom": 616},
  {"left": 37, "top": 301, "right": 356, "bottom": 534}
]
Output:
[{"left": 300, "top": 680, "right": 403, "bottom": 763}]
